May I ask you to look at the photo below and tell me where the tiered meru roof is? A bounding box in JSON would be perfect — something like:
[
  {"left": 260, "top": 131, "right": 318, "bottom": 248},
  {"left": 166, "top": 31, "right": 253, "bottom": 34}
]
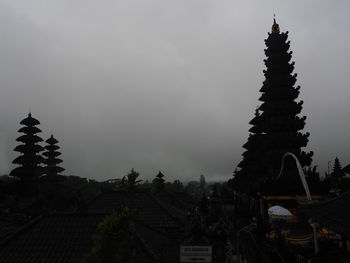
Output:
[
  {"left": 43, "top": 134, "right": 65, "bottom": 179},
  {"left": 10, "top": 113, "right": 44, "bottom": 179},
  {"left": 233, "top": 19, "right": 313, "bottom": 194}
]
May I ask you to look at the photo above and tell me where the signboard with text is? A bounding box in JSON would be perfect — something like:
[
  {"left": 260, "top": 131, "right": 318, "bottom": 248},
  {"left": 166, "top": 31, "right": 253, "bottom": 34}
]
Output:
[{"left": 180, "top": 245, "right": 212, "bottom": 262}]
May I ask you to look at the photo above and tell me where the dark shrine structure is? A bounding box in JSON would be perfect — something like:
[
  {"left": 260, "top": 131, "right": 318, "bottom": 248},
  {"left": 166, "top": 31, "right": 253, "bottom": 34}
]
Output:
[
  {"left": 231, "top": 18, "right": 314, "bottom": 197},
  {"left": 229, "top": 19, "right": 329, "bottom": 263},
  {"left": 153, "top": 171, "right": 166, "bottom": 193},
  {"left": 10, "top": 113, "right": 44, "bottom": 181},
  {"left": 42, "top": 134, "right": 65, "bottom": 182}
]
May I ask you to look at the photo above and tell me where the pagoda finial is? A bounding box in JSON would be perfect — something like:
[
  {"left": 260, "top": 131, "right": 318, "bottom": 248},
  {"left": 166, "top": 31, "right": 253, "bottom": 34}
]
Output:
[
  {"left": 272, "top": 14, "right": 280, "bottom": 34},
  {"left": 29, "top": 105, "right": 31, "bottom": 117}
]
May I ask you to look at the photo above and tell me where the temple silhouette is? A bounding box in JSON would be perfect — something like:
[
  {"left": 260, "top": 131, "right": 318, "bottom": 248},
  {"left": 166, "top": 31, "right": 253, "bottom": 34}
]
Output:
[{"left": 0, "top": 18, "right": 349, "bottom": 263}]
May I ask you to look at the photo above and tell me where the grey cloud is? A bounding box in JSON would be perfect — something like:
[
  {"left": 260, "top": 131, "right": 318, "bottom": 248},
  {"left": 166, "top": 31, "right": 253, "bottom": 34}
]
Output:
[{"left": 1, "top": 0, "right": 350, "bottom": 181}]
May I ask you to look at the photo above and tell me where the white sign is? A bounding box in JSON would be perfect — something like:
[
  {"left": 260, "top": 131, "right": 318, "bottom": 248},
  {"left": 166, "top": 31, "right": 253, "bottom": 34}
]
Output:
[{"left": 180, "top": 245, "right": 212, "bottom": 262}]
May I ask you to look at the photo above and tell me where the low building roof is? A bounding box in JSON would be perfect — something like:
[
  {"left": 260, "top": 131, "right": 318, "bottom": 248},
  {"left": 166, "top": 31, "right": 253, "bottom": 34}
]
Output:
[
  {"left": 0, "top": 213, "right": 168, "bottom": 263},
  {"left": 0, "top": 190, "right": 186, "bottom": 262},
  {"left": 0, "top": 214, "right": 104, "bottom": 263},
  {"left": 155, "top": 191, "right": 197, "bottom": 213},
  {"left": 84, "top": 190, "right": 182, "bottom": 235},
  {"left": 300, "top": 190, "right": 350, "bottom": 237}
]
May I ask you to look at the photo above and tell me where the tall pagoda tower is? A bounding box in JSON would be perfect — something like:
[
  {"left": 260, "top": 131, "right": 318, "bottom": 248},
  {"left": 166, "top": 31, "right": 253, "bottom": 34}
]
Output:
[
  {"left": 43, "top": 134, "right": 65, "bottom": 182},
  {"left": 10, "top": 113, "right": 45, "bottom": 181},
  {"left": 233, "top": 19, "right": 313, "bottom": 194}
]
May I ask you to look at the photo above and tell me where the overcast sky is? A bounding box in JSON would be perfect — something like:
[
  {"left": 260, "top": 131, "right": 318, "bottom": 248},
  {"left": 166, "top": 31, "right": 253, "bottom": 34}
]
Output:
[{"left": 0, "top": 0, "right": 349, "bottom": 182}]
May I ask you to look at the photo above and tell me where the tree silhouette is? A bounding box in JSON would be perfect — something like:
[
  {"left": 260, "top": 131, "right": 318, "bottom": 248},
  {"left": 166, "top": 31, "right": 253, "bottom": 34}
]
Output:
[
  {"left": 120, "top": 169, "right": 141, "bottom": 195},
  {"left": 198, "top": 193, "right": 209, "bottom": 217},
  {"left": 332, "top": 157, "right": 344, "bottom": 179},
  {"left": 169, "top": 179, "right": 184, "bottom": 192},
  {"left": 199, "top": 174, "right": 209, "bottom": 196}
]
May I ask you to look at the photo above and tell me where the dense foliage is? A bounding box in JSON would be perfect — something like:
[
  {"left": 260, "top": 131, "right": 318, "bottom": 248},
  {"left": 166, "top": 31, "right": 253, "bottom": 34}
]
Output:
[{"left": 82, "top": 207, "right": 136, "bottom": 263}]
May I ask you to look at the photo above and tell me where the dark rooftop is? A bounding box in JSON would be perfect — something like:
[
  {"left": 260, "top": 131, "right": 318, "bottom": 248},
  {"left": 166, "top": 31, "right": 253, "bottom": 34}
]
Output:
[
  {"left": 0, "top": 190, "right": 185, "bottom": 262},
  {"left": 155, "top": 191, "right": 197, "bottom": 213},
  {"left": 85, "top": 190, "right": 182, "bottom": 235},
  {"left": 0, "top": 213, "right": 164, "bottom": 263},
  {"left": 0, "top": 214, "right": 30, "bottom": 240},
  {"left": 300, "top": 190, "right": 350, "bottom": 237},
  {"left": 0, "top": 214, "right": 103, "bottom": 263}
]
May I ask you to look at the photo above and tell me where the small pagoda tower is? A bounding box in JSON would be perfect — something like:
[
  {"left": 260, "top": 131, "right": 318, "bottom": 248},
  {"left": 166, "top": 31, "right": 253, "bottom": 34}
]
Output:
[
  {"left": 10, "top": 113, "right": 44, "bottom": 181},
  {"left": 234, "top": 19, "right": 313, "bottom": 194},
  {"left": 43, "top": 134, "right": 65, "bottom": 182},
  {"left": 153, "top": 171, "right": 165, "bottom": 192}
]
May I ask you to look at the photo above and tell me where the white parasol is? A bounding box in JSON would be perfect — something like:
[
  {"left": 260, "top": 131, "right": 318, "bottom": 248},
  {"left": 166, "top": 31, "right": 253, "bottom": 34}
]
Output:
[{"left": 268, "top": 205, "right": 294, "bottom": 219}]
